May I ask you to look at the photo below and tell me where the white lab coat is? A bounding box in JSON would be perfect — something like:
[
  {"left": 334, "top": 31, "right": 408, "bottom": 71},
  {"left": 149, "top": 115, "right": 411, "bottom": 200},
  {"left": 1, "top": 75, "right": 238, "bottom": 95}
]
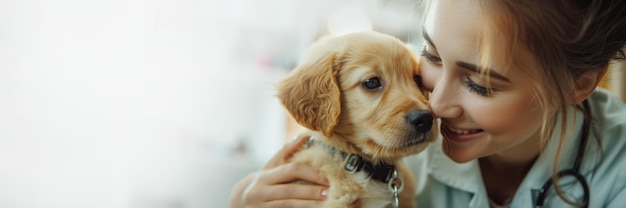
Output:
[{"left": 406, "top": 89, "right": 626, "bottom": 208}]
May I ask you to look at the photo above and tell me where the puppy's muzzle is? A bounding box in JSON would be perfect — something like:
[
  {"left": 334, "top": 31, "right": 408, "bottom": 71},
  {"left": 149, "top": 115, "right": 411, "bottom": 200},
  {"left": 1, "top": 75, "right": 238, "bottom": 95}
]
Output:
[{"left": 407, "top": 109, "right": 434, "bottom": 133}]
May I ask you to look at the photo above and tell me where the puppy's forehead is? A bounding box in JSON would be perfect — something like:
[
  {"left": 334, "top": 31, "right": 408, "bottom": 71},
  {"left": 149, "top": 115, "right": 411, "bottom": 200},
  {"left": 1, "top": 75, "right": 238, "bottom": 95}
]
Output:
[
  {"left": 349, "top": 66, "right": 378, "bottom": 79},
  {"left": 345, "top": 43, "right": 416, "bottom": 72}
]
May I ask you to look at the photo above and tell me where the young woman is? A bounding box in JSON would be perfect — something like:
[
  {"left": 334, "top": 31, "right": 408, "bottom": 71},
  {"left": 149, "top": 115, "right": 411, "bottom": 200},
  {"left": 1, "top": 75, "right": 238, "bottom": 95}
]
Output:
[{"left": 230, "top": 0, "right": 626, "bottom": 207}]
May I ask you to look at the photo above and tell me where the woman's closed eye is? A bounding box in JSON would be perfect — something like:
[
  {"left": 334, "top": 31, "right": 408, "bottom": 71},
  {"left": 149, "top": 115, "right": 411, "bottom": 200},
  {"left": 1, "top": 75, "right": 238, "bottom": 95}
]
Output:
[
  {"left": 421, "top": 45, "right": 499, "bottom": 97},
  {"left": 421, "top": 48, "right": 442, "bottom": 65},
  {"left": 464, "top": 77, "right": 496, "bottom": 96}
]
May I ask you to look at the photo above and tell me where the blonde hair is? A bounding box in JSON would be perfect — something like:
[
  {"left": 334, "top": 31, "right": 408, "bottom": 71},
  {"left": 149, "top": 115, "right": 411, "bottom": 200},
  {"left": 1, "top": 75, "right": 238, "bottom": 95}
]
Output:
[{"left": 420, "top": 0, "right": 626, "bottom": 206}]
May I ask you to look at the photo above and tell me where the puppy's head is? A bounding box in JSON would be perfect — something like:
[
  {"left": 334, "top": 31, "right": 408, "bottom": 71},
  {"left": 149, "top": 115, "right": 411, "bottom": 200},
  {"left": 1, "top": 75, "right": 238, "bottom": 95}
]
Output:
[{"left": 278, "top": 31, "right": 437, "bottom": 162}]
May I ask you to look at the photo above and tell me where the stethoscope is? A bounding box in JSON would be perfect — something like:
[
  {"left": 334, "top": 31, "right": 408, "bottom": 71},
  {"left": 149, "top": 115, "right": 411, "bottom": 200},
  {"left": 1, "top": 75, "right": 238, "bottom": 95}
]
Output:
[{"left": 535, "top": 100, "right": 591, "bottom": 208}]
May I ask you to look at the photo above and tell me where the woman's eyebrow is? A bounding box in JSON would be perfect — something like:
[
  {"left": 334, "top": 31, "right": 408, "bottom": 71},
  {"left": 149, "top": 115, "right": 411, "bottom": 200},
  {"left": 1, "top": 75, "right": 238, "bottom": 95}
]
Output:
[
  {"left": 422, "top": 28, "right": 436, "bottom": 49},
  {"left": 457, "top": 61, "right": 511, "bottom": 83},
  {"left": 423, "top": 27, "right": 511, "bottom": 83}
]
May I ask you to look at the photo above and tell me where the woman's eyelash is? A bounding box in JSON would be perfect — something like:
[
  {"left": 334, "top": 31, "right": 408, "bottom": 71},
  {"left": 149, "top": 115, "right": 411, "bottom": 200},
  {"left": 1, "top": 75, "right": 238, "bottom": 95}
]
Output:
[
  {"left": 419, "top": 47, "right": 495, "bottom": 97},
  {"left": 464, "top": 77, "right": 493, "bottom": 96},
  {"left": 420, "top": 49, "right": 442, "bottom": 63}
]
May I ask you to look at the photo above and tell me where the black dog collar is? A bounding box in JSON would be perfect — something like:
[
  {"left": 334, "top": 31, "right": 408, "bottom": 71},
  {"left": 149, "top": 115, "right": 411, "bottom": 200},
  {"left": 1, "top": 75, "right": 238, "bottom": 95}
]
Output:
[{"left": 305, "top": 137, "right": 396, "bottom": 183}]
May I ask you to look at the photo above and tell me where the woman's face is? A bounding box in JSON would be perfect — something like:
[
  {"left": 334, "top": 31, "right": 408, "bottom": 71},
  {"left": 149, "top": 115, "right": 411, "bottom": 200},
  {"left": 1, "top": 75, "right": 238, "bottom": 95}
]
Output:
[{"left": 421, "top": 0, "right": 545, "bottom": 163}]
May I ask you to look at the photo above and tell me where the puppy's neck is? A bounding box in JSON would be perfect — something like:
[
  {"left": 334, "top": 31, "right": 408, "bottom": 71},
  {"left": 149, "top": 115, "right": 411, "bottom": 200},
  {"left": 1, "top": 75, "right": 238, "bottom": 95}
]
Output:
[
  {"left": 307, "top": 131, "right": 398, "bottom": 165},
  {"left": 304, "top": 133, "right": 399, "bottom": 184},
  {"left": 309, "top": 131, "right": 361, "bottom": 152}
]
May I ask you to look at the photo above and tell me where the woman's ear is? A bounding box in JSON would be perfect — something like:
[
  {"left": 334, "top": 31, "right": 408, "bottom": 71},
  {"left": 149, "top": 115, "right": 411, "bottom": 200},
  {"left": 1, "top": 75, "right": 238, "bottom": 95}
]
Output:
[
  {"left": 573, "top": 67, "right": 608, "bottom": 104},
  {"left": 277, "top": 52, "right": 342, "bottom": 137}
]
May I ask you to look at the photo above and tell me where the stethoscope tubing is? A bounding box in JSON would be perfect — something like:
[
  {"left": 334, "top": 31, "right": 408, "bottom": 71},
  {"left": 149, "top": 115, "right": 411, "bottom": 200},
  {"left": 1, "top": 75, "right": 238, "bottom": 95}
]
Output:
[
  {"left": 535, "top": 169, "right": 590, "bottom": 208},
  {"left": 535, "top": 100, "right": 592, "bottom": 208}
]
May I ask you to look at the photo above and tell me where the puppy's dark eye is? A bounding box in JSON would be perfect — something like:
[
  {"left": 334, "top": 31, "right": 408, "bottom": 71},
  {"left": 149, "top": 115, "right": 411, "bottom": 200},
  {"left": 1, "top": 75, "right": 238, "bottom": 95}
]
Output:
[
  {"left": 414, "top": 75, "right": 423, "bottom": 87},
  {"left": 362, "top": 77, "right": 382, "bottom": 89}
]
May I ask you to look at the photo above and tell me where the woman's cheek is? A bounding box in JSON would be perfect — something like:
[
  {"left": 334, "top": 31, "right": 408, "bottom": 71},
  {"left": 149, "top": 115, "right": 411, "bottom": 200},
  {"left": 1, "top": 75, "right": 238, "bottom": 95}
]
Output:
[{"left": 470, "top": 96, "right": 540, "bottom": 134}]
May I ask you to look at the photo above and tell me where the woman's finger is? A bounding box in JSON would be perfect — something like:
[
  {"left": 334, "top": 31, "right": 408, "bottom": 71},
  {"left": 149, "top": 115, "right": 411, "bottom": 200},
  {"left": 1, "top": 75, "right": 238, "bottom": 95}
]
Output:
[
  {"left": 261, "top": 162, "right": 328, "bottom": 185},
  {"left": 261, "top": 199, "right": 323, "bottom": 208},
  {"left": 252, "top": 184, "right": 328, "bottom": 201},
  {"left": 263, "top": 135, "right": 310, "bottom": 170}
]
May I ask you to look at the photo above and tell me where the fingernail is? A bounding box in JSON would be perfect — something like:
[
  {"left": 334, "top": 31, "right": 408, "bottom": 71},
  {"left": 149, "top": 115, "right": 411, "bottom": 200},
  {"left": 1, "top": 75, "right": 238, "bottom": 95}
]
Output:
[{"left": 321, "top": 189, "right": 328, "bottom": 198}]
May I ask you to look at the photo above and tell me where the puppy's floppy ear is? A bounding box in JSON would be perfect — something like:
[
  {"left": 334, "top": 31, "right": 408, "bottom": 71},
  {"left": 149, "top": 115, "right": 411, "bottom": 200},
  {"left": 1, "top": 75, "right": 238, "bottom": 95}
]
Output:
[{"left": 277, "top": 52, "right": 341, "bottom": 137}]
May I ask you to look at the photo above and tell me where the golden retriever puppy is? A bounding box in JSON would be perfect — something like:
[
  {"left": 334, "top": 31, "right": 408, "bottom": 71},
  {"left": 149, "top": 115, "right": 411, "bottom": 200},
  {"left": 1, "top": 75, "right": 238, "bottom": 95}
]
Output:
[{"left": 277, "top": 31, "right": 437, "bottom": 208}]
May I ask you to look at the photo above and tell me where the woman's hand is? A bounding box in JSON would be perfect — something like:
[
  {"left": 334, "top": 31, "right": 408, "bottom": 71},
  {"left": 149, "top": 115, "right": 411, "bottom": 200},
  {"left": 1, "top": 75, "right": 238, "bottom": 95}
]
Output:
[{"left": 229, "top": 135, "right": 330, "bottom": 208}]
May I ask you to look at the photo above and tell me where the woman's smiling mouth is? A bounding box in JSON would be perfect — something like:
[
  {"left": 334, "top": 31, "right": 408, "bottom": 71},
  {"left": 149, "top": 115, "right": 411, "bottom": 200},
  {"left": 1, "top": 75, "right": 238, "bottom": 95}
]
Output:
[
  {"left": 447, "top": 126, "right": 481, "bottom": 135},
  {"left": 442, "top": 124, "right": 485, "bottom": 142}
]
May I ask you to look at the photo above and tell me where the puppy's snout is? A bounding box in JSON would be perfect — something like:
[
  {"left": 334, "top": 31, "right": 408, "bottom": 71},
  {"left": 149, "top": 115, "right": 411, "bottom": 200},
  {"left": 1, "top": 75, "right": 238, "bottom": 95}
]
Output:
[{"left": 407, "top": 109, "right": 433, "bottom": 133}]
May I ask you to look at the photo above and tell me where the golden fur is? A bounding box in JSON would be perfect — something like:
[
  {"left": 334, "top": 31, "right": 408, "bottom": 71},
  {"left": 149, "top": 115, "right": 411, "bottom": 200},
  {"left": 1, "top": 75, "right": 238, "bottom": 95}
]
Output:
[{"left": 277, "top": 31, "right": 437, "bottom": 208}]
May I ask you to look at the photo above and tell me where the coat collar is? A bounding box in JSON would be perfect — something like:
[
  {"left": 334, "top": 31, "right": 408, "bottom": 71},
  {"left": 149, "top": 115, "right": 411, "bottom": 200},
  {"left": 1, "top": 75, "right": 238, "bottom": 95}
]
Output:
[
  {"left": 515, "top": 106, "right": 599, "bottom": 205},
  {"left": 428, "top": 139, "right": 488, "bottom": 207}
]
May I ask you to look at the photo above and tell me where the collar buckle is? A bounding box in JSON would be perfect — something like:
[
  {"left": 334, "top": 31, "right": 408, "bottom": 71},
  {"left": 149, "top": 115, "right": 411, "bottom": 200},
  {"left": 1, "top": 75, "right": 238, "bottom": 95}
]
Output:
[{"left": 345, "top": 154, "right": 362, "bottom": 172}]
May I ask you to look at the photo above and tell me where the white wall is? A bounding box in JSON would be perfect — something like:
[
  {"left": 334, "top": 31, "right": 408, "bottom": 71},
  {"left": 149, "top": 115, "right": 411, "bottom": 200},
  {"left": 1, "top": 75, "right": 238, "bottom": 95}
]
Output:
[{"left": 0, "top": 0, "right": 422, "bottom": 207}]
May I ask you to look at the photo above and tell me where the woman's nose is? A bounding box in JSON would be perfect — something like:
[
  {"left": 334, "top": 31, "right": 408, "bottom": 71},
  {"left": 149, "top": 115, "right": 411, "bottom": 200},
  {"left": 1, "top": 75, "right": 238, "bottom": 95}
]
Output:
[{"left": 428, "top": 81, "right": 463, "bottom": 119}]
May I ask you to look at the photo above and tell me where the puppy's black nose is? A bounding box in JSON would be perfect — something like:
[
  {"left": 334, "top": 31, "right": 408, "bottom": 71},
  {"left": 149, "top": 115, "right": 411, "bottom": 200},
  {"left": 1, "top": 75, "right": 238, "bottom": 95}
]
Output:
[{"left": 407, "top": 109, "right": 433, "bottom": 133}]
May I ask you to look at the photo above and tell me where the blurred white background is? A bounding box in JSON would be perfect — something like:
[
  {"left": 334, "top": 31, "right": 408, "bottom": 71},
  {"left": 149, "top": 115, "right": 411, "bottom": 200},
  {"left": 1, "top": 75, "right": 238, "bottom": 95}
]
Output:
[{"left": 0, "top": 0, "right": 424, "bottom": 207}]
